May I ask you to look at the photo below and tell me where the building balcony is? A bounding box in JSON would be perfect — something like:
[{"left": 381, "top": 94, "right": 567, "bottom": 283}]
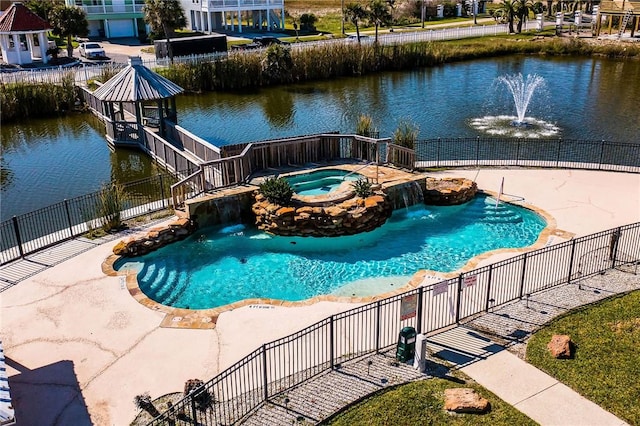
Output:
[
  {"left": 77, "top": 4, "right": 144, "bottom": 15},
  {"left": 204, "top": 0, "right": 284, "bottom": 10}
]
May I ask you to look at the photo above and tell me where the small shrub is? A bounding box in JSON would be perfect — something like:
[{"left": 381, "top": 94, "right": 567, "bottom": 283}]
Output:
[
  {"left": 134, "top": 392, "right": 161, "bottom": 418},
  {"left": 393, "top": 118, "right": 419, "bottom": 149},
  {"left": 97, "top": 182, "right": 127, "bottom": 232},
  {"left": 352, "top": 178, "right": 373, "bottom": 198},
  {"left": 259, "top": 176, "right": 294, "bottom": 205},
  {"left": 300, "top": 13, "right": 318, "bottom": 31},
  {"left": 356, "top": 114, "right": 376, "bottom": 137},
  {"left": 184, "top": 379, "right": 214, "bottom": 411}
]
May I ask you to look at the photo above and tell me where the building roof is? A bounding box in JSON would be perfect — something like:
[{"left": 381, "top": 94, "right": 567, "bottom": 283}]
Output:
[
  {"left": 93, "top": 57, "right": 184, "bottom": 102},
  {"left": 0, "top": 2, "right": 50, "bottom": 33}
]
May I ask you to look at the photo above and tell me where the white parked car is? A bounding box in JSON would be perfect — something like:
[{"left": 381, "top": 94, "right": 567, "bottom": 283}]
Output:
[{"left": 79, "top": 42, "right": 105, "bottom": 59}]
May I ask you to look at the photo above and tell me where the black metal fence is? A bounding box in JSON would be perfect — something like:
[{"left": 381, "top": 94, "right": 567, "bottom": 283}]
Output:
[
  {"left": 0, "top": 173, "right": 177, "bottom": 266},
  {"left": 414, "top": 138, "right": 640, "bottom": 172},
  {"left": 147, "top": 222, "right": 640, "bottom": 425}
]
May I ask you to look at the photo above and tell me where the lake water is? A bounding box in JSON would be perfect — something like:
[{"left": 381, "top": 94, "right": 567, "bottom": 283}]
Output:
[{"left": 1, "top": 56, "right": 638, "bottom": 220}]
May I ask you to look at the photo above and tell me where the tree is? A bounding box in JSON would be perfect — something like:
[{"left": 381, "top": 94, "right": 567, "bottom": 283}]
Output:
[
  {"left": 345, "top": 2, "right": 368, "bottom": 42},
  {"left": 497, "top": 0, "right": 518, "bottom": 33},
  {"left": 299, "top": 13, "right": 318, "bottom": 31},
  {"left": 368, "top": 0, "right": 392, "bottom": 43},
  {"left": 24, "top": 0, "right": 63, "bottom": 21},
  {"left": 142, "top": 0, "right": 187, "bottom": 63},
  {"left": 48, "top": 5, "right": 88, "bottom": 58},
  {"left": 515, "top": 0, "right": 533, "bottom": 33}
]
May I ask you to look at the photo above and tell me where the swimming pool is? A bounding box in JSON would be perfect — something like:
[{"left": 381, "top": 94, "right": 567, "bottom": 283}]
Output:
[
  {"left": 116, "top": 194, "right": 546, "bottom": 309},
  {"left": 285, "top": 169, "right": 362, "bottom": 196}
]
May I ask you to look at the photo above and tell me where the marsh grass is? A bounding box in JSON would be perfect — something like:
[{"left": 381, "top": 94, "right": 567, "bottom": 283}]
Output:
[
  {"left": 0, "top": 73, "right": 77, "bottom": 122},
  {"left": 526, "top": 291, "right": 640, "bottom": 425},
  {"left": 158, "top": 37, "right": 640, "bottom": 93},
  {"left": 326, "top": 376, "right": 537, "bottom": 426}
]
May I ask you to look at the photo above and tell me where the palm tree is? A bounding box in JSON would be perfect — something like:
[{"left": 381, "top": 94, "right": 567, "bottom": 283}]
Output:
[
  {"left": 48, "top": 5, "right": 88, "bottom": 59},
  {"left": 142, "top": 0, "right": 187, "bottom": 63},
  {"left": 368, "top": 0, "right": 392, "bottom": 43},
  {"left": 515, "top": 0, "right": 533, "bottom": 33},
  {"left": 497, "top": 0, "right": 518, "bottom": 33},
  {"left": 345, "top": 2, "right": 368, "bottom": 42}
]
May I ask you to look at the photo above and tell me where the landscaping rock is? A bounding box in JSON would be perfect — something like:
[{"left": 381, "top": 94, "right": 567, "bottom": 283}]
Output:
[
  {"left": 112, "top": 218, "right": 196, "bottom": 257},
  {"left": 547, "top": 334, "right": 572, "bottom": 358},
  {"left": 444, "top": 388, "right": 490, "bottom": 413},
  {"left": 424, "top": 177, "right": 477, "bottom": 205},
  {"left": 252, "top": 190, "right": 393, "bottom": 237}
]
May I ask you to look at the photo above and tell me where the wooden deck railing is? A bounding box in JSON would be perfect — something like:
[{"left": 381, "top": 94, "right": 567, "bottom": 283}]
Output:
[
  {"left": 387, "top": 143, "right": 416, "bottom": 170},
  {"left": 170, "top": 134, "right": 389, "bottom": 207}
]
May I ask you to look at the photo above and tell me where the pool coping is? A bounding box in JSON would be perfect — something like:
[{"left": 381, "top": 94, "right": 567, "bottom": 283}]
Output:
[{"left": 101, "top": 189, "right": 570, "bottom": 330}]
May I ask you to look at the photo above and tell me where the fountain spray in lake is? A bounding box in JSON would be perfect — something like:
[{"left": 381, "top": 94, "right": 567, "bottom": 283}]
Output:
[
  {"left": 469, "top": 73, "right": 560, "bottom": 138},
  {"left": 499, "top": 73, "right": 545, "bottom": 126}
]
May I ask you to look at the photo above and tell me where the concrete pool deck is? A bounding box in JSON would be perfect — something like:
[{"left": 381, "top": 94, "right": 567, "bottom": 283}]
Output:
[{"left": 1, "top": 168, "right": 639, "bottom": 425}]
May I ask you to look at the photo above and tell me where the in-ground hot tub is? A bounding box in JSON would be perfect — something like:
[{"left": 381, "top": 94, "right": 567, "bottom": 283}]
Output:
[{"left": 284, "top": 169, "right": 364, "bottom": 205}]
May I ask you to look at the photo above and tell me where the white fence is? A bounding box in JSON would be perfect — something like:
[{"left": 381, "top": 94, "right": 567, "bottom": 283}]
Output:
[{"left": 0, "top": 21, "right": 545, "bottom": 85}]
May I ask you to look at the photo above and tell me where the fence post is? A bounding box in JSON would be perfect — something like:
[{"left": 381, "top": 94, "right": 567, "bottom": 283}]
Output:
[
  {"left": 519, "top": 253, "right": 528, "bottom": 299},
  {"left": 610, "top": 227, "right": 621, "bottom": 268},
  {"left": 375, "top": 301, "right": 381, "bottom": 353},
  {"left": 599, "top": 140, "right": 606, "bottom": 170},
  {"left": 556, "top": 138, "right": 562, "bottom": 167},
  {"left": 516, "top": 138, "right": 521, "bottom": 166},
  {"left": 455, "top": 274, "right": 463, "bottom": 323},
  {"left": 436, "top": 138, "right": 441, "bottom": 167},
  {"left": 159, "top": 174, "right": 166, "bottom": 209},
  {"left": 64, "top": 199, "right": 75, "bottom": 237},
  {"left": 329, "top": 315, "right": 335, "bottom": 369},
  {"left": 416, "top": 286, "right": 424, "bottom": 334},
  {"left": 484, "top": 264, "right": 494, "bottom": 312},
  {"left": 567, "top": 239, "right": 577, "bottom": 284},
  {"left": 190, "top": 397, "right": 198, "bottom": 426},
  {"left": 475, "top": 136, "right": 480, "bottom": 166},
  {"left": 262, "top": 344, "right": 269, "bottom": 402},
  {"left": 12, "top": 216, "right": 24, "bottom": 258}
]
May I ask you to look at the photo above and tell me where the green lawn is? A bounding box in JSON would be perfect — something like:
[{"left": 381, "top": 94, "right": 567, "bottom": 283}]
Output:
[
  {"left": 526, "top": 290, "right": 640, "bottom": 426},
  {"left": 325, "top": 377, "right": 537, "bottom": 426}
]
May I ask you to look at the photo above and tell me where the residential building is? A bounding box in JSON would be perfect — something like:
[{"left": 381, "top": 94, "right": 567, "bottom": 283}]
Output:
[
  {"left": 64, "top": 0, "right": 147, "bottom": 39},
  {"left": 180, "top": 0, "right": 285, "bottom": 34}
]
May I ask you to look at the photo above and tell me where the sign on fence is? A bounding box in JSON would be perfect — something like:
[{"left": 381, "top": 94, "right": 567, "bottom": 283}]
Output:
[
  {"left": 433, "top": 281, "right": 448, "bottom": 296},
  {"left": 463, "top": 275, "right": 477, "bottom": 288},
  {"left": 400, "top": 294, "right": 418, "bottom": 321}
]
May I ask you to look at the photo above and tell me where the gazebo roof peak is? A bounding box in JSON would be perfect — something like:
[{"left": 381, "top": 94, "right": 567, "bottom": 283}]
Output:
[
  {"left": 93, "top": 56, "right": 184, "bottom": 103},
  {"left": 0, "top": 2, "right": 51, "bottom": 33}
]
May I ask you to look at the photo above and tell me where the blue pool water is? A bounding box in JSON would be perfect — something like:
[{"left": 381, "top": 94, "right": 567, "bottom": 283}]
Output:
[
  {"left": 117, "top": 195, "right": 545, "bottom": 309},
  {"left": 285, "top": 169, "right": 362, "bottom": 196}
]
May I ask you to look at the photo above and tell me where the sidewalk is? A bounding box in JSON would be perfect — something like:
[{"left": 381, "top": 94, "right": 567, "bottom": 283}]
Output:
[{"left": 462, "top": 351, "right": 628, "bottom": 426}]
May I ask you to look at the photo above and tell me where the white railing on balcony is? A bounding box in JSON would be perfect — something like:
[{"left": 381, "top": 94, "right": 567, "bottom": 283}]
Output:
[
  {"left": 207, "top": 0, "right": 283, "bottom": 9},
  {"left": 79, "top": 4, "right": 144, "bottom": 15}
]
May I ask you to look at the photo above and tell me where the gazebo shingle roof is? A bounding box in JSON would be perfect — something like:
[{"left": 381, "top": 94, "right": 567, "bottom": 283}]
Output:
[
  {"left": 0, "top": 2, "right": 50, "bottom": 32},
  {"left": 93, "top": 57, "right": 184, "bottom": 102}
]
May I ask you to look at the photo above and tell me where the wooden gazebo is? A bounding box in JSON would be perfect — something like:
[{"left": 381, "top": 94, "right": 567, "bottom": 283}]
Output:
[{"left": 93, "top": 56, "right": 184, "bottom": 140}]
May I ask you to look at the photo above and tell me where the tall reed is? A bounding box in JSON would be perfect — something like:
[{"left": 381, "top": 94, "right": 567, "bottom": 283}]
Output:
[
  {"left": 1, "top": 73, "right": 77, "bottom": 122},
  {"left": 157, "top": 37, "right": 640, "bottom": 93}
]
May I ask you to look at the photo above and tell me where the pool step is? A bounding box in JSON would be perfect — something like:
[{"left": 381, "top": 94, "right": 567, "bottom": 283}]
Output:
[{"left": 460, "top": 202, "right": 523, "bottom": 224}]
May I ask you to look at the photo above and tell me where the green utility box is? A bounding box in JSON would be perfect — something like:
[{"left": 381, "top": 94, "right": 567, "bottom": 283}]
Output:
[{"left": 396, "top": 326, "right": 417, "bottom": 362}]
